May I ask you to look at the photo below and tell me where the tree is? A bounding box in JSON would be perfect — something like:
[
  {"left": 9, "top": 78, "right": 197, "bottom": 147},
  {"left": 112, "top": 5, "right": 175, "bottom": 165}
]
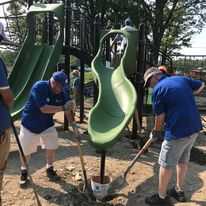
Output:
[
  {"left": 76, "top": 0, "right": 206, "bottom": 64},
  {"left": 0, "top": 50, "right": 18, "bottom": 71},
  {"left": 6, "top": 0, "right": 27, "bottom": 46},
  {"left": 5, "top": 0, "right": 206, "bottom": 64},
  {"left": 135, "top": 0, "right": 206, "bottom": 64}
]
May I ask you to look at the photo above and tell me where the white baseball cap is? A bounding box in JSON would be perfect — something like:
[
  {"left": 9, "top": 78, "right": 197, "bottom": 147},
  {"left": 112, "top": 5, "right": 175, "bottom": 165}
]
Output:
[{"left": 143, "top": 67, "right": 162, "bottom": 87}]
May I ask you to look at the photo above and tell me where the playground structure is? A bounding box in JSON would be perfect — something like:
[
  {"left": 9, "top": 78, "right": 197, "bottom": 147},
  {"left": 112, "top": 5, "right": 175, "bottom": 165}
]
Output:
[
  {"left": 2, "top": 1, "right": 205, "bottom": 122},
  {"left": 88, "top": 30, "right": 138, "bottom": 185},
  {"left": 2, "top": 0, "right": 205, "bottom": 151},
  {"left": 1, "top": 0, "right": 206, "bottom": 203},
  {"left": 9, "top": 3, "right": 64, "bottom": 121},
  {"left": 1, "top": 1, "right": 147, "bottom": 136},
  {"left": 1, "top": 0, "right": 144, "bottom": 201},
  {"left": 1, "top": 0, "right": 149, "bottom": 201}
]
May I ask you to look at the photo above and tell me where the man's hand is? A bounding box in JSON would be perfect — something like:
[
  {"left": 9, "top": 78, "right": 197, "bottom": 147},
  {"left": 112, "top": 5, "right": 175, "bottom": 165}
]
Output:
[
  {"left": 150, "top": 129, "right": 162, "bottom": 142},
  {"left": 63, "top": 100, "right": 75, "bottom": 111}
]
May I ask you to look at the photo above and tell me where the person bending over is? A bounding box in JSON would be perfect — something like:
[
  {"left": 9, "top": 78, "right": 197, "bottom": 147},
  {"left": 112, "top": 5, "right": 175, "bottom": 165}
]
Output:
[
  {"left": 143, "top": 67, "right": 205, "bottom": 205},
  {"left": 19, "top": 71, "right": 75, "bottom": 187}
]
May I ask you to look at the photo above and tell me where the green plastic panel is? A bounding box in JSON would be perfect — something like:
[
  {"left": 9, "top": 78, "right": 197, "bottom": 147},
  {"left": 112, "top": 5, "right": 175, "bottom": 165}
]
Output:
[
  {"left": 88, "top": 30, "right": 137, "bottom": 149},
  {"left": 9, "top": 3, "right": 64, "bottom": 121}
]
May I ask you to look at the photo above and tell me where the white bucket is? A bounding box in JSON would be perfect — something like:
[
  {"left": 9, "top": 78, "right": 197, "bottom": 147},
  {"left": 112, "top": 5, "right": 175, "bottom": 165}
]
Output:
[{"left": 91, "top": 176, "right": 111, "bottom": 200}]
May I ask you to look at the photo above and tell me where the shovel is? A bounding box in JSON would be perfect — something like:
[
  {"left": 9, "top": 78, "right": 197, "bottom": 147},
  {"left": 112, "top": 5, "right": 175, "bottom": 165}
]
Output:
[
  {"left": 72, "top": 124, "right": 88, "bottom": 190},
  {"left": 108, "top": 136, "right": 153, "bottom": 193},
  {"left": 66, "top": 110, "right": 89, "bottom": 191},
  {"left": 71, "top": 123, "right": 96, "bottom": 200}
]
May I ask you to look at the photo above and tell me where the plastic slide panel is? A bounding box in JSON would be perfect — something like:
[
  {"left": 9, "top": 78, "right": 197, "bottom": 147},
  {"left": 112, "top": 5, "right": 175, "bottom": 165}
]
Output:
[
  {"left": 88, "top": 30, "right": 138, "bottom": 150},
  {"left": 9, "top": 3, "right": 64, "bottom": 121}
]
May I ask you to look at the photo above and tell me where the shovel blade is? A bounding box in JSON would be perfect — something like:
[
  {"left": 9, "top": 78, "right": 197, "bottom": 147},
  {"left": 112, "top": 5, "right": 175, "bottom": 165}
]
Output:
[{"left": 107, "top": 176, "right": 129, "bottom": 194}]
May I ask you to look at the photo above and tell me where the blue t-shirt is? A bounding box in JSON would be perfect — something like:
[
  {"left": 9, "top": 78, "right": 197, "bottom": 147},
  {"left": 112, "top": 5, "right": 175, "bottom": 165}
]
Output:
[
  {"left": 0, "top": 57, "right": 11, "bottom": 133},
  {"left": 22, "top": 80, "right": 69, "bottom": 134},
  {"left": 152, "top": 76, "right": 202, "bottom": 140}
]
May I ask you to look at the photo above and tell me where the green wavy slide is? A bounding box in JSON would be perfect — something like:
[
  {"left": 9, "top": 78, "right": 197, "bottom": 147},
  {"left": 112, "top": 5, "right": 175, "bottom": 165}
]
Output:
[
  {"left": 9, "top": 3, "right": 64, "bottom": 121},
  {"left": 88, "top": 30, "right": 138, "bottom": 150}
]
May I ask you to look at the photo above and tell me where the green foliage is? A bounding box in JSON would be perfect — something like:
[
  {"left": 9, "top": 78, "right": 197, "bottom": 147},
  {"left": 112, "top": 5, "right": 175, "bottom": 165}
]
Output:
[
  {"left": 73, "top": 1, "right": 206, "bottom": 63},
  {"left": 173, "top": 57, "right": 206, "bottom": 69},
  {"left": 6, "top": 0, "right": 27, "bottom": 45},
  {"left": 0, "top": 50, "right": 18, "bottom": 72},
  {"left": 5, "top": 0, "right": 206, "bottom": 64},
  {"left": 137, "top": 1, "right": 206, "bottom": 63}
]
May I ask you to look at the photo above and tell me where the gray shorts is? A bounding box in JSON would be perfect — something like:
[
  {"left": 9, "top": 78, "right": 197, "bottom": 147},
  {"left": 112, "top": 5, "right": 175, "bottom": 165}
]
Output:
[{"left": 158, "top": 133, "right": 198, "bottom": 168}]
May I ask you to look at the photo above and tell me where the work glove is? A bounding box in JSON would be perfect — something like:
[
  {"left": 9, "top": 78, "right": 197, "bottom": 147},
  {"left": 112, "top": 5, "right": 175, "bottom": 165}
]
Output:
[
  {"left": 150, "top": 129, "right": 162, "bottom": 143},
  {"left": 63, "top": 100, "right": 75, "bottom": 111}
]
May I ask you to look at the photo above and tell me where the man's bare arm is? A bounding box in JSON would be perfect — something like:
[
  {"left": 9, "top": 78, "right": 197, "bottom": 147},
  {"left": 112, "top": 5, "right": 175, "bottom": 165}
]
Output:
[
  {"left": 193, "top": 82, "right": 205, "bottom": 96},
  {"left": 153, "top": 113, "right": 165, "bottom": 131},
  {"left": 0, "top": 88, "right": 14, "bottom": 109}
]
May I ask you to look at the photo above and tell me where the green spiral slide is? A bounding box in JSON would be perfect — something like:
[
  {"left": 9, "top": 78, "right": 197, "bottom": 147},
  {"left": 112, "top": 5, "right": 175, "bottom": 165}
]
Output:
[
  {"left": 88, "top": 30, "right": 138, "bottom": 150},
  {"left": 9, "top": 3, "right": 64, "bottom": 121}
]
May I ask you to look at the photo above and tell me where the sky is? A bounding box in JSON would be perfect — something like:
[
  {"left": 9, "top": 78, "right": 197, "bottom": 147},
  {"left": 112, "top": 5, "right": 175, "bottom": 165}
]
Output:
[{"left": 180, "top": 28, "right": 206, "bottom": 56}]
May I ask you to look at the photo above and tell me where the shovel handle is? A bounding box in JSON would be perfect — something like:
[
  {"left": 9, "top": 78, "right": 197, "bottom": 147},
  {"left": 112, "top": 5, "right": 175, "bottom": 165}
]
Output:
[
  {"left": 123, "top": 136, "right": 153, "bottom": 178},
  {"left": 73, "top": 126, "right": 88, "bottom": 189}
]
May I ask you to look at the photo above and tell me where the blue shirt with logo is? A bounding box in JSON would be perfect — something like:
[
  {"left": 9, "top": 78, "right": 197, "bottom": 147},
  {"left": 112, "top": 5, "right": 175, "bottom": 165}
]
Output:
[
  {"left": 22, "top": 80, "right": 69, "bottom": 134},
  {"left": 0, "top": 57, "right": 11, "bottom": 133},
  {"left": 152, "top": 76, "right": 202, "bottom": 140}
]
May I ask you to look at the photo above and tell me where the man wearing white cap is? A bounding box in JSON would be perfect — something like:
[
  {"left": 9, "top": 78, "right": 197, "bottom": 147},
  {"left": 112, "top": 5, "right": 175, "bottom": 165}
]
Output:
[
  {"left": 0, "top": 21, "right": 14, "bottom": 205},
  {"left": 143, "top": 67, "right": 205, "bottom": 205},
  {"left": 18, "top": 71, "right": 75, "bottom": 187},
  {"left": 111, "top": 18, "right": 136, "bottom": 52}
]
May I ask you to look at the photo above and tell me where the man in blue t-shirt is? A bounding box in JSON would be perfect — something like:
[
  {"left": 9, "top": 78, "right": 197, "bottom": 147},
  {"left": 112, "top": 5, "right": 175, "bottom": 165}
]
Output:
[
  {"left": 19, "top": 71, "right": 75, "bottom": 187},
  {"left": 0, "top": 21, "right": 14, "bottom": 204},
  {"left": 143, "top": 67, "right": 205, "bottom": 205}
]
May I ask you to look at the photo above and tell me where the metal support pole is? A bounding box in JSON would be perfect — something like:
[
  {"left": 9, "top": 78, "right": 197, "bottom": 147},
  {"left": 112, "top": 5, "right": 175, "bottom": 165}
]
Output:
[
  {"left": 93, "top": 14, "right": 101, "bottom": 105},
  {"left": 80, "top": 60, "right": 85, "bottom": 123},
  {"left": 64, "top": 0, "right": 71, "bottom": 130},
  {"left": 136, "top": 23, "right": 145, "bottom": 127},
  {"left": 100, "top": 150, "right": 106, "bottom": 184},
  {"left": 79, "top": 17, "right": 85, "bottom": 123},
  {"left": 49, "top": 0, "right": 54, "bottom": 45},
  {"left": 42, "top": 14, "right": 48, "bottom": 44},
  {"left": 27, "top": 0, "right": 33, "bottom": 9}
]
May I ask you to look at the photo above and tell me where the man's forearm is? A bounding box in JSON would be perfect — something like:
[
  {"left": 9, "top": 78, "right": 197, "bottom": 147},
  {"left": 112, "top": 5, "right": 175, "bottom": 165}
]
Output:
[
  {"left": 40, "top": 105, "right": 64, "bottom": 114},
  {"left": 193, "top": 82, "right": 205, "bottom": 95},
  {"left": 0, "top": 88, "right": 14, "bottom": 109},
  {"left": 154, "top": 113, "right": 165, "bottom": 131}
]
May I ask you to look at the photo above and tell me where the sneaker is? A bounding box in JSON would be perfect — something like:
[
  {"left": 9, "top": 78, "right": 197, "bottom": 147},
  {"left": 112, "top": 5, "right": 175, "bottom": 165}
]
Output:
[
  {"left": 46, "top": 166, "right": 61, "bottom": 181},
  {"left": 168, "top": 187, "right": 186, "bottom": 202},
  {"left": 145, "top": 193, "right": 171, "bottom": 205},
  {"left": 19, "top": 169, "right": 29, "bottom": 187}
]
